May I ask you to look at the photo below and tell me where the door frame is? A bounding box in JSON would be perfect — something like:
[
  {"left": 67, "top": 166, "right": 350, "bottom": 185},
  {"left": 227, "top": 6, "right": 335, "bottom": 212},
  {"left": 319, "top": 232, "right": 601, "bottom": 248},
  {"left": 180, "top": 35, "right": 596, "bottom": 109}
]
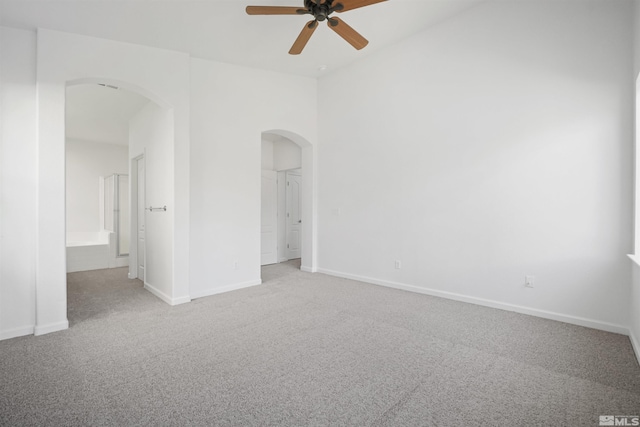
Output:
[
  {"left": 262, "top": 129, "right": 317, "bottom": 273},
  {"left": 285, "top": 169, "right": 302, "bottom": 260},
  {"left": 260, "top": 170, "right": 278, "bottom": 266},
  {"left": 129, "top": 153, "right": 145, "bottom": 280}
]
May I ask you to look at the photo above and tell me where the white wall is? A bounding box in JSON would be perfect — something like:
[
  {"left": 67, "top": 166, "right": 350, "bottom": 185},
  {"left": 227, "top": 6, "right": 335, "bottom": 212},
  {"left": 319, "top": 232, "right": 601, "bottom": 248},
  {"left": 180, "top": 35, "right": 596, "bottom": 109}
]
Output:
[
  {"left": 66, "top": 139, "right": 128, "bottom": 234},
  {"left": 0, "top": 27, "right": 314, "bottom": 339},
  {"left": 262, "top": 137, "right": 302, "bottom": 172},
  {"left": 0, "top": 27, "right": 37, "bottom": 340},
  {"left": 629, "top": 0, "right": 640, "bottom": 360},
  {"left": 274, "top": 139, "right": 301, "bottom": 171},
  {"left": 34, "top": 28, "right": 190, "bottom": 334},
  {"left": 634, "top": 0, "right": 640, "bottom": 77},
  {"left": 318, "top": 0, "right": 634, "bottom": 332},
  {"left": 2, "top": 0, "right": 633, "bottom": 344},
  {"left": 129, "top": 102, "right": 175, "bottom": 301},
  {"left": 261, "top": 139, "right": 274, "bottom": 170},
  {"left": 189, "top": 59, "right": 317, "bottom": 298}
]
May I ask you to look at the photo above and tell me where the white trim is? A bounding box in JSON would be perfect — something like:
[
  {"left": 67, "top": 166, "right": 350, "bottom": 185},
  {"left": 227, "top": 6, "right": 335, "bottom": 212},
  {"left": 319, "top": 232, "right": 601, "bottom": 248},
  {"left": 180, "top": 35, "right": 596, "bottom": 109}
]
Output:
[
  {"left": 628, "top": 255, "right": 640, "bottom": 365},
  {"left": 34, "top": 320, "right": 69, "bottom": 336},
  {"left": 301, "top": 265, "right": 316, "bottom": 273},
  {"left": 628, "top": 254, "right": 640, "bottom": 267},
  {"left": 317, "top": 268, "right": 629, "bottom": 335},
  {"left": 144, "top": 282, "right": 190, "bottom": 306},
  {"left": 171, "top": 295, "right": 191, "bottom": 305},
  {"left": 629, "top": 329, "right": 640, "bottom": 365},
  {"left": 0, "top": 325, "right": 35, "bottom": 341},
  {"left": 190, "top": 279, "right": 262, "bottom": 300}
]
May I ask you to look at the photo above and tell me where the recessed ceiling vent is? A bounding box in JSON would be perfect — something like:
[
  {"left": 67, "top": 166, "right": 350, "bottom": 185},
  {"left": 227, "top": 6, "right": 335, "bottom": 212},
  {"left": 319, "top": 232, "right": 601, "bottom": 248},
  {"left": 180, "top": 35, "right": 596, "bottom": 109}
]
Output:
[{"left": 97, "top": 83, "right": 119, "bottom": 90}]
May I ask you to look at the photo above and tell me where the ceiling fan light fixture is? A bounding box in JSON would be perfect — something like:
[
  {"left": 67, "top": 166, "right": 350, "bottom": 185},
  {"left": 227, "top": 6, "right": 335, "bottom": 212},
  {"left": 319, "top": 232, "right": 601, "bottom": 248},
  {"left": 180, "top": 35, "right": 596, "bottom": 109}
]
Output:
[{"left": 246, "top": 0, "right": 386, "bottom": 54}]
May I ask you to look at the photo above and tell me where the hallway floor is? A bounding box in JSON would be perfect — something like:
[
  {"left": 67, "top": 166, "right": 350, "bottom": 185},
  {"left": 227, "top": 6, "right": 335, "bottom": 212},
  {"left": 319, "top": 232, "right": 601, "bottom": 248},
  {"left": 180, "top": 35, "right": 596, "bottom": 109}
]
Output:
[{"left": 68, "top": 259, "right": 303, "bottom": 325}]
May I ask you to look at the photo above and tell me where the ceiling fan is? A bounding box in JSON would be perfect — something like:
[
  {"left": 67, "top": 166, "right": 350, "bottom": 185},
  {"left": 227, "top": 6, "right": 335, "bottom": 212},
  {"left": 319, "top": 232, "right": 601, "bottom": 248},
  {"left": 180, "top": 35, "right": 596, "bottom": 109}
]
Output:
[{"left": 246, "top": 0, "right": 386, "bottom": 55}]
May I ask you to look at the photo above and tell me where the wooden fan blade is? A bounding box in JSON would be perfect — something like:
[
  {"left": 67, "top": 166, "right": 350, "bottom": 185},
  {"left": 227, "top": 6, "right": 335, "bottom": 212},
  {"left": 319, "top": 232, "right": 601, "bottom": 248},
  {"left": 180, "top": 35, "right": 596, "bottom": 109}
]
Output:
[
  {"left": 327, "top": 17, "right": 368, "bottom": 50},
  {"left": 246, "top": 6, "right": 307, "bottom": 15},
  {"left": 289, "top": 20, "right": 318, "bottom": 55},
  {"left": 334, "top": 0, "right": 386, "bottom": 13}
]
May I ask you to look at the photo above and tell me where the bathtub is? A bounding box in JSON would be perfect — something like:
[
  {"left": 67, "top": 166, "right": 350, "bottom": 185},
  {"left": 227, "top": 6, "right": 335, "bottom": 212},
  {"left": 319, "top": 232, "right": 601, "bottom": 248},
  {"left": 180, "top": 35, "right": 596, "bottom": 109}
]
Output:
[{"left": 66, "top": 231, "right": 128, "bottom": 273}]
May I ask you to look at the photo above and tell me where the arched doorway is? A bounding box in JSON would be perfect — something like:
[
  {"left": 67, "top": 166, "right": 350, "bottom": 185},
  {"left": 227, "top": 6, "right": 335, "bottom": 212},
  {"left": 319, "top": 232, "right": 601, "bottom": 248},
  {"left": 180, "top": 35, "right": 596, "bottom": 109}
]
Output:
[
  {"left": 64, "top": 81, "right": 163, "bottom": 323},
  {"left": 65, "top": 79, "right": 179, "bottom": 316},
  {"left": 34, "top": 30, "right": 191, "bottom": 336},
  {"left": 36, "top": 77, "right": 184, "bottom": 335},
  {"left": 261, "top": 129, "right": 316, "bottom": 274}
]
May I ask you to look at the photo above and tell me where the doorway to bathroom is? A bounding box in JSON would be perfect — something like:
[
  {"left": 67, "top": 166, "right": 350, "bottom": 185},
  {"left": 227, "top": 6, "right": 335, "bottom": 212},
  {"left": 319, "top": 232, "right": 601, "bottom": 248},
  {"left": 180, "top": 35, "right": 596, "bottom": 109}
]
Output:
[{"left": 65, "top": 82, "right": 151, "bottom": 324}]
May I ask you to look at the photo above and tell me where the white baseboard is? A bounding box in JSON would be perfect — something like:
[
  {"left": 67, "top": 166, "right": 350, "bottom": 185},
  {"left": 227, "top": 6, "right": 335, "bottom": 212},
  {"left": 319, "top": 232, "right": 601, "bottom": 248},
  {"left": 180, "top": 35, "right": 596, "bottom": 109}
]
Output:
[
  {"left": 0, "top": 325, "right": 35, "bottom": 341},
  {"left": 111, "top": 257, "right": 129, "bottom": 268},
  {"left": 190, "top": 279, "right": 262, "bottom": 300},
  {"left": 144, "top": 282, "right": 191, "bottom": 306},
  {"left": 629, "top": 329, "right": 640, "bottom": 365},
  {"left": 172, "top": 295, "right": 191, "bottom": 305},
  {"left": 34, "top": 320, "right": 69, "bottom": 336},
  {"left": 301, "top": 265, "right": 316, "bottom": 273},
  {"left": 316, "top": 268, "right": 629, "bottom": 335}
]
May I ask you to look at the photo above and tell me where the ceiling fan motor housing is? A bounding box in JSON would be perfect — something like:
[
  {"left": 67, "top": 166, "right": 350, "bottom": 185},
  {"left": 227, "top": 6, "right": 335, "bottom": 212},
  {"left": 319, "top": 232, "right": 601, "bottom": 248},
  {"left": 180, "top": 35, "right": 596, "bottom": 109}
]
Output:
[{"left": 304, "top": 0, "right": 342, "bottom": 21}]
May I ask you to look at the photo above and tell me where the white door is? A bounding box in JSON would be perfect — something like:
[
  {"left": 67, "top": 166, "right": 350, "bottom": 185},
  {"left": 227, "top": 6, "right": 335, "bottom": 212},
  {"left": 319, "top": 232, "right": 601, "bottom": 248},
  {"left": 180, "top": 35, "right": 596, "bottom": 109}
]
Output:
[
  {"left": 261, "top": 170, "right": 278, "bottom": 265},
  {"left": 277, "top": 171, "right": 287, "bottom": 263},
  {"left": 286, "top": 172, "right": 302, "bottom": 260},
  {"left": 137, "top": 157, "right": 146, "bottom": 280}
]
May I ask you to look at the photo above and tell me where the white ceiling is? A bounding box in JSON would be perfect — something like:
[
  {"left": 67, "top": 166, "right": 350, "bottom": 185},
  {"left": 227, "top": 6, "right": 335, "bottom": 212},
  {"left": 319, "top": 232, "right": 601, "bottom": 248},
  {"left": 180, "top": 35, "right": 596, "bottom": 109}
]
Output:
[
  {"left": 66, "top": 84, "right": 150, "bottom": 145},
  {"left": 0, "top": 0, "right": 486, "bottom": 78}
]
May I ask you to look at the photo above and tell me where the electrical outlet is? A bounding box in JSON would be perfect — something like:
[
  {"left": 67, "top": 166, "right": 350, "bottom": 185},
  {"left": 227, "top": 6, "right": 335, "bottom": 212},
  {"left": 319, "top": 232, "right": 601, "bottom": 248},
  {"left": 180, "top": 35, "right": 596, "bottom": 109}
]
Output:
[
  {"left": 395, "top": 260, "right": 402, "bottom": 270},
  {"left": 525, "top": 275, "right": 535, "bottom": 288}
]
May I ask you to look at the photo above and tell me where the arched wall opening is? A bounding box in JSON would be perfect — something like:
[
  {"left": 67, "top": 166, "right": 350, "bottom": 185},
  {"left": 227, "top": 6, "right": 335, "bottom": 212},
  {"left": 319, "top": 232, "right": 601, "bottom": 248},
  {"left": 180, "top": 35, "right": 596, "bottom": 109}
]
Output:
[
  {"left": 63, "top": 78, "right": 178, "bottom": 325},
  {"left": 64, "top": 81, "right": 148, "bottom": 274},
  {"left": 68, "top": 78, "right": 171, "bottom": 109},
  {"left": 35, "top": 29, "right": 191, "bottom": 336},
  {"left": 262, "top": 129, "right": 317, "bottom": 273}
]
